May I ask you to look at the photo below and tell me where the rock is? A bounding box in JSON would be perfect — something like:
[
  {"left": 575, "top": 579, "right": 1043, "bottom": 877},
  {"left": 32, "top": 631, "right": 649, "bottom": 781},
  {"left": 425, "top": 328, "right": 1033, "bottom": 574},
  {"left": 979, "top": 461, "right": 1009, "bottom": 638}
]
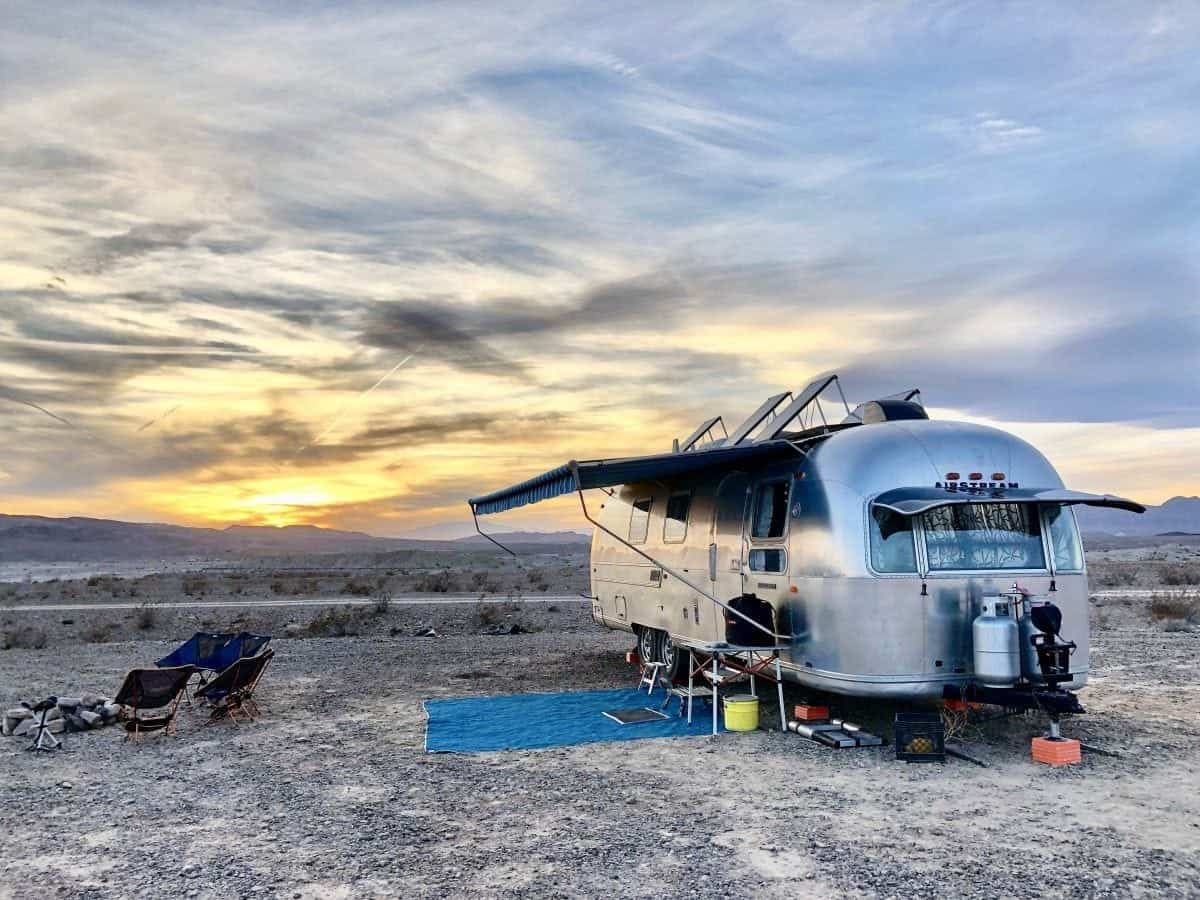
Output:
[
  {"left": 284, "top": 623, "right": 306, "bottom": 638},
  {"left": 3, "top": 708, "right": 32, "bottom": 735},
  {"left": 79, "top": 710, "right": 102, "bottom": 728},
  {"left": 45, "top": 707, "right": 63, "bottom": 722},
  {"left": 66, "top": 714, "right": 88, "bottom": 732},
  {"left": 46, "top": 719, "right": 65, "bottom": 734},
  {"left": 413, "top": 626, "right": 438, "bottom": 637},
  {"left": 102, "top": 702, "right": 123, "bottom": 720},
  {"left": 57, "top": 697, "right": 83, "bottom": 710},
  {"left": 81, "top": 693, "right": 101, "bottom": 707}
]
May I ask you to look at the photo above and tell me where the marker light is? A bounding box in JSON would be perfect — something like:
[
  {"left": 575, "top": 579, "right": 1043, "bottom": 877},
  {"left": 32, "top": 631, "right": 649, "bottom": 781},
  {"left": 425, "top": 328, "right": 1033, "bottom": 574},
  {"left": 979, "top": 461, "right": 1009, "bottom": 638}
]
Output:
[
  {"left": 969, "top": 473, "right": 983, "bottom": 480},
  {"left": 992, "top": 472, "right": 1006, "bottom": 481},
  {"left": 945, "top": 472, "right": 960, "bottom": 480}
]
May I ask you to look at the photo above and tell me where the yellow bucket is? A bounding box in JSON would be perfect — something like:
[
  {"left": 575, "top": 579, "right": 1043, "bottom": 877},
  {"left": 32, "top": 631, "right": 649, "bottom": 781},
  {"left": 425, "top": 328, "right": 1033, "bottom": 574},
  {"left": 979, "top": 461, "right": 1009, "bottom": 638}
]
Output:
[{"left": 723, "top": 695, "right": 759, "bottom": 732}]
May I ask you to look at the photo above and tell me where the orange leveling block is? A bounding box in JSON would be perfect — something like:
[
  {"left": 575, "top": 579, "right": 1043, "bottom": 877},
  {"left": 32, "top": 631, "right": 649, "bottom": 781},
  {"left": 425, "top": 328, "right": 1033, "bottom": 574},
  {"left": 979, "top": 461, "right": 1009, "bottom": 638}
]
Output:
[
  {"left": 1032, "top": 736, "right": 1082, "bottom": 766},
  {"left": 793, "top": 704, "right": 830, "bottom": 722}
]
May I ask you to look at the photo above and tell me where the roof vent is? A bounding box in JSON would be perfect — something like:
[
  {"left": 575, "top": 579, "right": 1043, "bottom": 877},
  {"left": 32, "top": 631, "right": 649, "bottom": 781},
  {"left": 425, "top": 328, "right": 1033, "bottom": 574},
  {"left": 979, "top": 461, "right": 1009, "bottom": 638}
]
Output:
[{"left": 847, "top": 399, "right": 929, "bottom": 424}]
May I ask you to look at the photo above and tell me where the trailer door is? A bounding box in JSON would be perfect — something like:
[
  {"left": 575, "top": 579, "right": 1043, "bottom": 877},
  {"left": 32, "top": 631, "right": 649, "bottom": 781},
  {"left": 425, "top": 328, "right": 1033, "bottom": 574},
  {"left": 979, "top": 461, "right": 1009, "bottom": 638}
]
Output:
[{"left": 710, "top": 472, "right": 750, "bottom": 638}]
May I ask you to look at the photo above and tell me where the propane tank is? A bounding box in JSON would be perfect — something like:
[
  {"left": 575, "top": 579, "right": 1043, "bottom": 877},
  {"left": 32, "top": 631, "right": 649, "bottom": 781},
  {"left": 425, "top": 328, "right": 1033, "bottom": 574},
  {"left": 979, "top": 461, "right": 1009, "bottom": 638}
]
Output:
[
  {"left": 973, "top": 596, "right": 1020, "bottom": 687},
  {"left": 1018, "top": 605, "right": 1043, "bottom": 683}
]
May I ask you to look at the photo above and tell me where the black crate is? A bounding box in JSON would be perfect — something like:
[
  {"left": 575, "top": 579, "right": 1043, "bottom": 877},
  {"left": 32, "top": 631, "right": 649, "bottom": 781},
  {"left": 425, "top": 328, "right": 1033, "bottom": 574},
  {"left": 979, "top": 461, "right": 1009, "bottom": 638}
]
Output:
[{"left": 894, "top": 712, "right": 945, "bottom": 763}]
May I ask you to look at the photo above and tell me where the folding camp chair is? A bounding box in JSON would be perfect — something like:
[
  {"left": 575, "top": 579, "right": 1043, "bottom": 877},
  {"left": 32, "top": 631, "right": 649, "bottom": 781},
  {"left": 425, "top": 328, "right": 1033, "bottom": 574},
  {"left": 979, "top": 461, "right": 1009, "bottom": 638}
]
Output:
[
  {"left": 113, "top": 665, "right": 197, "bottom": 742},
  {"left": 197, "top": 649, "right": 274, "bottom": 724}
]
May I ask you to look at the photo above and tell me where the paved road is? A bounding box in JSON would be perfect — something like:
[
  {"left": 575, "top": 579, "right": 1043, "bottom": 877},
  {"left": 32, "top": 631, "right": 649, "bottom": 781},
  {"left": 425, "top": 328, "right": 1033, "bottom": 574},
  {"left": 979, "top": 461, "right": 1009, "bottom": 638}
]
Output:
[{"left": 0, "top": 594, "right": 590, "bottom": 613}]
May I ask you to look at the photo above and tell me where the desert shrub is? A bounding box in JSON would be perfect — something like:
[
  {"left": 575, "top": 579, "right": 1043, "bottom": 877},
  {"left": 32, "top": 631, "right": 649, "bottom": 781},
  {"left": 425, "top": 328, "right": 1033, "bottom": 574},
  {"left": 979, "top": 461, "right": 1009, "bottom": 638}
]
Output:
[
  {"left": 476, "top": 601, "right": 502, "bottom": 627},
  {"left": 414, "top": 570, "right": 458, "bottom": 593},
  {"left": 182, "top": 575, "right": 208, "bottom": 596},
  {"left": 1147, "top": 592, "right": 1195, "bottom": 628},
  {"left": 343, "top": 578, "right": 373, "bottom": 597},
  {"left": 1, "top": 626, "right": 48, "bottom": 650},
  {"left": 81, "top": 622, "right": 114, "bottom": 643},
  {"left": 135, "top": 602, "right": 158, "bottom": 631},
  {"left": 1160, "top": 565, "right": 1200, "bottom": 587},
  {"left": 270, "top": 580, "right": 287, "bottom": 594},
  {"left": 547, "top": 604, "right": 559, "bottom": 613},
  {"left": 371, "top": 592, "right": 392, "bottom": 615},
  {"left": 1163, "top": 619, "right": 1196, "bottom": 633},
  {"left": 526, "top": 568, "right": 546, "bottom": 588},
  {"left": 469, "top": 570, "right": 500, "bottom": 593},
  {"left": 306, "top": 606, "right": 366, "bottom": 637},
  {"left": 1096, "top": 566, "right": 1137, "bottom": 587}
]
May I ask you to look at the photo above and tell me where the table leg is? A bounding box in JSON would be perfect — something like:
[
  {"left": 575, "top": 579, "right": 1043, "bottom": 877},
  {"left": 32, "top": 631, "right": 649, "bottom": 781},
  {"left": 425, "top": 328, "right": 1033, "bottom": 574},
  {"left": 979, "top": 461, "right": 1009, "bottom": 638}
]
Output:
[
  {"left": 687, "top": 650, "right": 694, "bottom": 724},
  {"left": 775, "top": 657, "right": 786, "bottom": 730},
  {"left": 711, "top": 654, "right": 719, "bottom": 736}
]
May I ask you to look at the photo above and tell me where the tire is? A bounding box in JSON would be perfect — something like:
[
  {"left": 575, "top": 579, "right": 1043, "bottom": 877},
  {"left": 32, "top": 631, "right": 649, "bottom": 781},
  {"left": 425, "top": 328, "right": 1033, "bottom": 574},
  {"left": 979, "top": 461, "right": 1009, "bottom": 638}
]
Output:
[
  {"left": 656, "top": 631, "right": 687, "bottom": 682},
  {"left": 637, "top": 627, "right": 657, "bottom": 665}
]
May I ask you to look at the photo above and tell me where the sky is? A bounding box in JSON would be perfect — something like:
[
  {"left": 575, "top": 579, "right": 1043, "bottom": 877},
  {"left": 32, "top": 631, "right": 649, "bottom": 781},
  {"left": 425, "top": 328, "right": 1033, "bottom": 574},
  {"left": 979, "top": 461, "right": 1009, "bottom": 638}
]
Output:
[{"left": 0, "top": 2, "right": 1197, "bottom": 537}]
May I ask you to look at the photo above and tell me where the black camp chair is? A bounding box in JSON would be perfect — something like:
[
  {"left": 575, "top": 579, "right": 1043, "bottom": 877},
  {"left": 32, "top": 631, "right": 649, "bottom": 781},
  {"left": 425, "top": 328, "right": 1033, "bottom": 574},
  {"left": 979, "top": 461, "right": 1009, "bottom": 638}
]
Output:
[
  {"left": 196, "top": 649, "right": 274, "bottom": 724},
  {"left": 113, "top": 665, "right": 197, "bottom": 742}
]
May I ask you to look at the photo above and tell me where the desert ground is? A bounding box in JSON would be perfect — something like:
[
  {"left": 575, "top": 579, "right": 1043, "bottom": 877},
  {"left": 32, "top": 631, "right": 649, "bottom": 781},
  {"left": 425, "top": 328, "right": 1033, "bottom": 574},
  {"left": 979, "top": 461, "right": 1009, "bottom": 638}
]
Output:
[{"left": 1, "top": 542, "right": 1199, "bottom": 899}]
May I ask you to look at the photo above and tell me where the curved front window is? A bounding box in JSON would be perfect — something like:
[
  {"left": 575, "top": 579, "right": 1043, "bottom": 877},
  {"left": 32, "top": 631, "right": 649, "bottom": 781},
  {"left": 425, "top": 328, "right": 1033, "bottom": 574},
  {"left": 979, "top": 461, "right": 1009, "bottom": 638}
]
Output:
[
  {"left": 869, "top": 506, "right": 918, "bottom": 573},
  {"left": 922, "top": 503, "right": 1045, "bottom": 571},
  {"left": 1045, "top": 505, "right": 1084, "bottom": 572}
]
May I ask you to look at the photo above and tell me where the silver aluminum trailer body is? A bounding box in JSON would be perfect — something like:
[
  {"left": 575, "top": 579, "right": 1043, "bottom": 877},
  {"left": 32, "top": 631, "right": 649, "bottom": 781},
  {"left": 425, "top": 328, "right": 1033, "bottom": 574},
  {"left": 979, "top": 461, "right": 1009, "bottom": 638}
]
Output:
[
  {"left": 468, "top": 376, "right": 1143, "bottom": 702},
  {"left": 589, "top": 419, "right": 1094, "bottom": 699}
]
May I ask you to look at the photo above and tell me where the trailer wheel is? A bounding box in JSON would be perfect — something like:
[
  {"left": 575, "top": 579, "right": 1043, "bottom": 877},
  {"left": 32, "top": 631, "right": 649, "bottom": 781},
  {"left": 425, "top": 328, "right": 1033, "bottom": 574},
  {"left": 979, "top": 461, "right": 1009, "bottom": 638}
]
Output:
[
  {"left": 657, "top": 631, "right": 687, "bottom": 682},
  {"left": 637, "top": 627, "right": 657, "bottom": 666}
]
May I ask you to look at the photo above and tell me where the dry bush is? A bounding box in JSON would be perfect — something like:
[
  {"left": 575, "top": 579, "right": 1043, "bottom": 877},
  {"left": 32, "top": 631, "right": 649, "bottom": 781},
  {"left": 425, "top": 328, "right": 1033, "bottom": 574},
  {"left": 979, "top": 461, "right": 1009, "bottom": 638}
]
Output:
[
  {"left": 342, "top": 578, "right": 373, "bottom": 597},
  {"left": 470, "top": 570, "right": 500, "bottom": 593},
  {"left": 414, "top": 570, "right": 459, "bottom": 593},
  {"left": 476, "top": 601, "right": 502, "bottom": 627},
  {"left": 306, "top": 606, "right": 367, "bottom": 637},
  {"left": 1160, "top": 565, "right": 1200, "bottom": 587},
  {"left": 135, "top": 602, "right": 158, "bottom": 631},
  {"left": 1095, "top": 565, "right": 1137, "bottom": 587},
  {"left": 371, "top": 592, "right": 392, "bottom": 615},
  {"left": 1, "top": 626, "right": 48, "bottom": 650},
  {"left": 81, "top": 622, "right": 114, "bottom": 643},
  {"left": 182, "top": 575, "right": 208, "bottom": 596},
  {"left": 1148, "top": 591, "right": 1200, "bottom": 624}
]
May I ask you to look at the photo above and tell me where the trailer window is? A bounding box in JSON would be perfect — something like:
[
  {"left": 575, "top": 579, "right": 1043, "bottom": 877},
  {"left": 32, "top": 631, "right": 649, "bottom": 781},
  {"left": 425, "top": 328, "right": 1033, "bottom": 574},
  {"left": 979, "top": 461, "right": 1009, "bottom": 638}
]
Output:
[
  {"left": 663, "top": 492, "right": 691, "bottom": 543},
  {"left": 869, "top": 507, "right": 917, "bottom": 573},
  {"left": 628, "top": 497, "right": 652, "bottom": 544},
  {"left": 922, "top": 503, "right": 1045, "bottom": 571},
  {"left": 751, "top": 481, "right": 789, "bottom": 539},
  {"left": 749, "top": 548, "right": 785, "bottom": 573},
  {"left": 1045, "top": 505, "right": 1083, "bottom": 572}
]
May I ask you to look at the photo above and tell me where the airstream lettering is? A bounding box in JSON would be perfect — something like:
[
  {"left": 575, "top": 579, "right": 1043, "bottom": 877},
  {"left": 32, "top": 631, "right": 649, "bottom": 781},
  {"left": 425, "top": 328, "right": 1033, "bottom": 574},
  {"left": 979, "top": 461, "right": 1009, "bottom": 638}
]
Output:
[{"left": 468, "top": 373, "right": 1144, "bottom": 707}]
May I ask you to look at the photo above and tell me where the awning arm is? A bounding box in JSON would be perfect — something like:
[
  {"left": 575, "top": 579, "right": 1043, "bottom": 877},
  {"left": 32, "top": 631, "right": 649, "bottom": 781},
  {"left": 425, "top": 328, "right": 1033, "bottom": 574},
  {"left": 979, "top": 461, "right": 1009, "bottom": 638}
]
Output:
[
  {"left": 570, "top": 463, "right": 789, "bottom": 644},
  {"left": 470, "top": 504, "right": 519, "bottom": 558}
]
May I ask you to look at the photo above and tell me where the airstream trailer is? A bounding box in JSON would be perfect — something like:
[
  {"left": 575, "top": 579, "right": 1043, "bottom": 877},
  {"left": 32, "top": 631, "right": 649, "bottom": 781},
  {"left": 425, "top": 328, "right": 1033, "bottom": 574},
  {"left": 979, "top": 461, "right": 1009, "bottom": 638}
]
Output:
[{"left": 468, "top": 373, "right": 1143, "bottom": 710}]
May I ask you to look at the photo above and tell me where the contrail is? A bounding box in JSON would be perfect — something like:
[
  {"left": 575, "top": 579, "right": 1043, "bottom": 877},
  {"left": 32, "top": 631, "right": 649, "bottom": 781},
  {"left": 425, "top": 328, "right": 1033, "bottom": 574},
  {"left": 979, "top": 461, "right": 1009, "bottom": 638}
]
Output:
[
  {"left": 1, "top": 395, "right": 74, "bottom": 428},
  {"left": 135, "top": 403, "right": 182, "bottom": 434},
  {"left": 299, "top": 353, "right": 415, "bottom": 453}
]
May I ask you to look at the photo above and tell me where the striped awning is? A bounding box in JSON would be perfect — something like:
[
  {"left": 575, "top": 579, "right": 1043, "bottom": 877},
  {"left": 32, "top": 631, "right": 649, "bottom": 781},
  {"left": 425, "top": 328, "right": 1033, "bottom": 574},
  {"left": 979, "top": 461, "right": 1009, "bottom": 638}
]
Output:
[{"left": 469, "top": 441, "right": 796, "bottom": 516}]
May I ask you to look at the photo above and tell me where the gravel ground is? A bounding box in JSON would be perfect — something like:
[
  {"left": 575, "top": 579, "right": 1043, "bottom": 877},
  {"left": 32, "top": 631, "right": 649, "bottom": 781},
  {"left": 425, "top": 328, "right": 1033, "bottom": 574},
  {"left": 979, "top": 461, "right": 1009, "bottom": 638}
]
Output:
[{"left": 2, "top": 599, "right": 1200, "bottom": 899}]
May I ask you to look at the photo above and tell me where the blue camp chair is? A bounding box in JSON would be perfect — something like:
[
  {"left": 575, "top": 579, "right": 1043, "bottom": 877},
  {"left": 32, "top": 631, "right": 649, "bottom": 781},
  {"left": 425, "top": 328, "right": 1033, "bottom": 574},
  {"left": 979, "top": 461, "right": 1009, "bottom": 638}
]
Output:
[
  {"left": 156, "top": 632, "right": 236, "bottom": 671},
  {"left": 206, "top": 632, "right": 272, "bottom": 674}
]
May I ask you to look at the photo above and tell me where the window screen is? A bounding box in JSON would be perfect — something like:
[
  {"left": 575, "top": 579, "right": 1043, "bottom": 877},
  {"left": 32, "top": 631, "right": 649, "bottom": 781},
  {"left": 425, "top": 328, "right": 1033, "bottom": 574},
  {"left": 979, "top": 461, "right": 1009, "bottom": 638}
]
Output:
[
  {"left": 663, "top": 493, "right": 691, "bottom": 543},
  {"left": 749, "top": 548, "right": 785, "bottom": 573},
  {"left": 751, "top": 482, "right": 789, "bottom": 539},
  {"left": 628, "top": 498, "right": 652, "bottom": 544},
  {"left": 1045, "top": 505, "right": 1083, "bottom": 572},
  {"left": 869, "top": 507, "right": 917, "bottom": 573},
  {"left": 922, "top": 503, "right": 1045, "bottom": 571}
]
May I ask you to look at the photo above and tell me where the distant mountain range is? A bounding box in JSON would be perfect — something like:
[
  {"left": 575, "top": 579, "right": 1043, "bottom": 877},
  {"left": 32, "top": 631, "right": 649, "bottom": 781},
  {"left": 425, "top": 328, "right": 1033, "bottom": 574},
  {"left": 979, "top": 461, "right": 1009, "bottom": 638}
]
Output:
[
  {"left": 0, "top": 497, "right": 1193, "bottom": 563},
  {"left": 0, "top": 515, "right": 589, "bottom": 562},
  {"left": 1073, "top": 496, "right": 1200, "bottom": 536}
]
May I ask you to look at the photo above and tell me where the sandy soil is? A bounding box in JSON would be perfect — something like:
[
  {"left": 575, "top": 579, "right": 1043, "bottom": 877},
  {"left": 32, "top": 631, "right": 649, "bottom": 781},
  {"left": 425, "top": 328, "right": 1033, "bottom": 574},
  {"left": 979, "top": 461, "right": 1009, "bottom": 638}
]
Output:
[{"left": 2, "top": 593, "right": 1200, "bottom": 900}]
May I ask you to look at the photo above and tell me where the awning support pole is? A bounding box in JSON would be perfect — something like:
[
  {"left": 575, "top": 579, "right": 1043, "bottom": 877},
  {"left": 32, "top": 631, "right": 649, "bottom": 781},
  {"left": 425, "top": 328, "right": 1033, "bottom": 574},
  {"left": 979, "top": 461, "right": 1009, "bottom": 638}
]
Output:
[
  {"left": 470, "top": 505, "right": 518, "bottom": 558},
  {"left": 570, "top": 464, "right": 788, "bottom": 644}
]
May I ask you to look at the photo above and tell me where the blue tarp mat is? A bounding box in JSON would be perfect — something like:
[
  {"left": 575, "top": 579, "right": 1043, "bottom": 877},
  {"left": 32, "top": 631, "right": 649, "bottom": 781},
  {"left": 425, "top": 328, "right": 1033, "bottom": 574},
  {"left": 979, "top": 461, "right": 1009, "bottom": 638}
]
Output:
[{"left": 423, "top": 687, "right": 724, "bottom": 752}]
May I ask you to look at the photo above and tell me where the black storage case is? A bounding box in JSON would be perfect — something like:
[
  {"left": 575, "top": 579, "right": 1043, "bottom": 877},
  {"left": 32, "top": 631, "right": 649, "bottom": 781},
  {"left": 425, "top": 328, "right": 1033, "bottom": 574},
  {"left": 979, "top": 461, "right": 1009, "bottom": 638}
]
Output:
[{"left": 894, "top": 711, "right": 946, "bottom": 763}]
